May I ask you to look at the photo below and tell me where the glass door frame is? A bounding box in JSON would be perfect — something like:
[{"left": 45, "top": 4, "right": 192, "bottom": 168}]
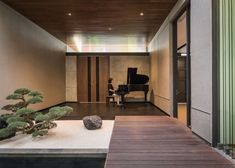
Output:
[
  {"left": 172, "top": 1, "right": 191, "bottom": 127},
  {"left": 212, "top": 0, "right": 220, "bottom": 148}
]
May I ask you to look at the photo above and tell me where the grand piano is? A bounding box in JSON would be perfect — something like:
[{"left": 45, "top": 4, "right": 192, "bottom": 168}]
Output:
[{"left": 116, "top": 68, "right": 149, "bottom": 104}]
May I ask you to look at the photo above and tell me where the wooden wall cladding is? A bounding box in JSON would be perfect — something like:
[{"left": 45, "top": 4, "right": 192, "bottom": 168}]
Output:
[
  {"left": 77, "top": 56, "right": 109, "bottom": 102},
  {"left": 177, "top": 57, "right": 186, "bottom": 103},
  {"left": 90, "top": 57, "right": 97, "bottom": 102},
  {"left": 77, "top": 57, "right": 88, "bottom": 102},
  {"left": 99, "top": 57, "right": 110, "bottom": 102}
]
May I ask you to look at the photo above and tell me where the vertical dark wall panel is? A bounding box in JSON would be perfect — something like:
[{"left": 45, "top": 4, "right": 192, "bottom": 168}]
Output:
[
  {"left": 77, "top": 57, "right": 88, "bottom": 102},
  {"left": 90, "top": 57, "right": 97, "bottom": 102},
  {"left": 87, "top": 57, "right": 91, "bottom": 102},
  {"left": 99, "top": 56, "right": 110, "bottom": 102},
  {"left": 77, "top": 56, "right": 109, "bottom": 103},
  {"left": 96, "top": 57, "right": 100, "bottom": 102},
  {"left": 177, "top": 57, "right": 187, "bottom": 102}
]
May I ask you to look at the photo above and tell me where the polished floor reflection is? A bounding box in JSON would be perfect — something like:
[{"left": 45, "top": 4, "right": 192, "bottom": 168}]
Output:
[
  {"left": 41, "top": 102, "right": 166, "bottom": 120},
  {"left": 177, "top": 103, "right": 187, "bottom": 125}
]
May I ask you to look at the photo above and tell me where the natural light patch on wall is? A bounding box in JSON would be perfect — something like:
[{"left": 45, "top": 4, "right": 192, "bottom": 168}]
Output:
[
  {"left": 66, "top": 56, "right": 77, "bottom": 102},
  {"left": 66, "top": 34, "right": 147, "bottom": 52}
]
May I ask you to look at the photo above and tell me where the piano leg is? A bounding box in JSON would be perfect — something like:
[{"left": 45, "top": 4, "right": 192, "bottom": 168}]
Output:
[
  {"left": 115, "top": 92, "right": 125, "bottom": 108},
  {"left": 144, "top": 91, "right": 148, "bottom": 106},
  {"left": 120, "top": 94, "right": 125, "bottom": 108},
  {"left": 144, "top": 91, "right": 148, "bottom": 102}
]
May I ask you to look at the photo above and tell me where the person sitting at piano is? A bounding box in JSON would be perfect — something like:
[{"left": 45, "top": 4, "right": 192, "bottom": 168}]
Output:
[
  {"left": 108, "top": 78, "right": 120, "bottom": 105},
  {"left": 108, "top": 78, "right": 115, "bottom": 95}
]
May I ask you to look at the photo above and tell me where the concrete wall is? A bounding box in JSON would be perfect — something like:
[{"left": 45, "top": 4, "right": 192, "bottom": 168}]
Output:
[
  {"left": 0, "top": 2, "right": 66, "bottom": 114},
  {"left": 110, "top": 56, "right": 150, "bottom": 101},
  {"left": 149, "top": 0, "right": 213, "bottom": 143},
  {"left": 66, "top": 56, "right": 77, "bottom": 102},
  {"left": 191, "top": 0, "right": 213, "bottom": 143}
]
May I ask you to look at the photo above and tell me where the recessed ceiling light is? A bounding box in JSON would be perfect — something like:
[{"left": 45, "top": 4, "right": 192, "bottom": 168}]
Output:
[
  {"left": 108, "top": 27, "right": 112, "bottom": 31},
  {"left": 68, "top": 13, "right": 72, "bottom": 16},
  {"left": 140, "top": 12, "right": 144, "bottom": 16}
]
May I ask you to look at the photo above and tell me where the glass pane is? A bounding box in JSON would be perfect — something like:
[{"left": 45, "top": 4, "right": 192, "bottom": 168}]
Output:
[{"left": 66, "top": 34, "right": 147, "bottom": 52}]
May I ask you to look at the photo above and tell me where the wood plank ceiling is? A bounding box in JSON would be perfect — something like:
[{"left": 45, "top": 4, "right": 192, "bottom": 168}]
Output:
[{"left": 3, "top": 0, "right": 177, "bottom": 45}]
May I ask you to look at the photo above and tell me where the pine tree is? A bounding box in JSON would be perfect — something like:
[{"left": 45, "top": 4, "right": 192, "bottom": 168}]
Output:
[{"left": 0, "top": 88, "right": 73, "bottom": 140}]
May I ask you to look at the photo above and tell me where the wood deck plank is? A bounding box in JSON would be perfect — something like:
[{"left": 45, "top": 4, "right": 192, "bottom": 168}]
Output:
[{"left": 105, "top": 116, "right": 235, "bottom": 168}]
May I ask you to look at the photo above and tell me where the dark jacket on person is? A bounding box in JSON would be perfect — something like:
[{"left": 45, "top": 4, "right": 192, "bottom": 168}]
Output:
[{"left": 108, "top": 83, "right": 114, "bottom": 95}]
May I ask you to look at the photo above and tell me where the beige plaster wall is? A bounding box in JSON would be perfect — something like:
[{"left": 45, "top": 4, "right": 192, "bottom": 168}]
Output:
[
  {"left": 66, "top": 56, "right": 77, "bottom": 102},
  {"left": 110, "top": 56, "right": 150, "bottom": 101},
  {"left": 148, "top": 0, "right": 213, "bottom": 143},
  {"left": 148, "top": 0, "right": 186, "bottom": 115},
  {"left": 191, "top": 0, "right": 213, "bottom": 143},
  {"left": 149, "top": 25, "right": 172, "bottom": 114},
  {"left": 0, "top": 2, "right": 66, "bottom": 114},
  {"left": 177, "top": 13, "right": 187, "bottom": 48}
]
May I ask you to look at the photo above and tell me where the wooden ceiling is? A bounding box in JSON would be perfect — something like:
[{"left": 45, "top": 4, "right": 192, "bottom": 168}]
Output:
[{"left": 3, "top": 0, "right": 177, "bottom": 45}]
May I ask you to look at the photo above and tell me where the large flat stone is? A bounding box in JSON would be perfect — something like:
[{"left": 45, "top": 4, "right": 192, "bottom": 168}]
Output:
[{"left": 0, "top": 120, "right": 114, "bottom": 155}]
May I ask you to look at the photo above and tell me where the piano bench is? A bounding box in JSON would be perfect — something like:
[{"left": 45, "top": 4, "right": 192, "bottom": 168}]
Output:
[{"left": 106, "top": 96, "right": 115, "bottom": 106}]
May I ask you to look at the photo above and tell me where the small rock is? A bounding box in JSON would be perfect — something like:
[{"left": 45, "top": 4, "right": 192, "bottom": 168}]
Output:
[{"left": 83, "top": 115, "right": 102, "bottom": 130}]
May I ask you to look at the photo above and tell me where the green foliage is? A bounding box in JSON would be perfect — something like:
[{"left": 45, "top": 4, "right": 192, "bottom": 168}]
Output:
[
  {"left": 14, "top": 88, "right": 31, "bottom": 95},
  {"left": 16, "top": 108, "right": 36, "bottom": 116},
  {"left": 35, "top": 106, "right": 73, "bottom": 122},
  {"left": 0, "top": 88, "right": 73, "bottom": 140},
  {"left": 8, "top": 121, "right": 28, "bottom": 130},
  {"left": 0, "top": 114, "right": 13, "bottom": 121},
  {"left": 2, "top": 102, "right": 26, "bottom": 112},
  {"left": 26, "top": 97, "right": 43, "bottom": 104},
  {"left": 35, "top": 113, "right": 50, "bottom": 122},
  {"left": 6, "top": 116, "right": 24, "bottom": 124},
  {"left": 6, "top": 93, "right": 22, "bottom": 100},
  {"left": 14, "top": 101, "right": 27, "bottom": 109},
  {"left": 48, "top": 106, "right": 73, "bottom": 119},
  {"left": 1, "top": 105, "right": 15, "bottom": 111},
  {"left": 32, "top": 130, "right": 48, "bottom": 137},
  {"left": 28, "top": 91, "right": 43, "bottom": 98},
  {"left": 0, "top": 127, "right": 15, "bottom": 140},
  {"left": 4, "top": 89, "right": 44, "bottom": 110}
]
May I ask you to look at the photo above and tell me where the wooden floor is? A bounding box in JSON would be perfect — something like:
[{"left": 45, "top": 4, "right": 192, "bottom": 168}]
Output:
[{"left": 105, "top": 116, "right": 235, "bottom": 168}]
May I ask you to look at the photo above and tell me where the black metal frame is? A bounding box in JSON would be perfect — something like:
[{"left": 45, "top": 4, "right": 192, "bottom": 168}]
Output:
[
  {"left": 87, "top": 57, "right": 91, "bottom": 102},
  {"left": 172, "top": 1, "right": 191, "bottom": 127},
  {"left": 66, "top": 52, "right": 150, "bottom": 57},
  {"left": 186, "top": 4, "right": 191, "bottom": 127},
  {"left": 96, "top": 57, "right": 100, "bottom": 102},
  {"left": 172, "top": 19, "right": 178, "bottom": 118},
  {"left": 212, "top": 0, "right": 220, "bottom": 147}
]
